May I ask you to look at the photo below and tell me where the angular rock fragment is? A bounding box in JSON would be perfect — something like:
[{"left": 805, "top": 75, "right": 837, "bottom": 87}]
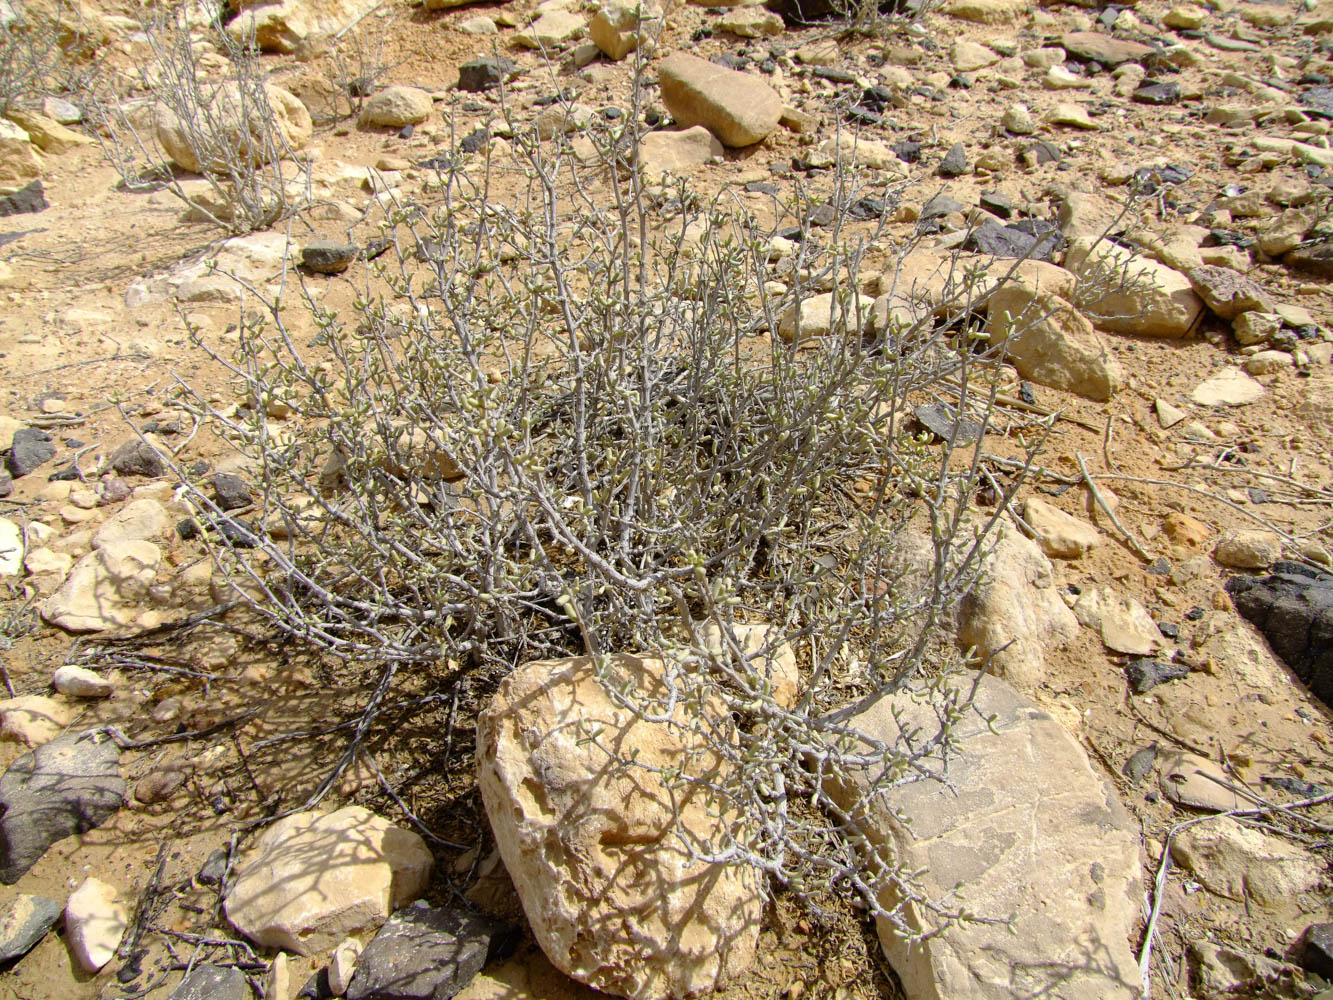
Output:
[
  {"left": 658, "top": 52, "right": 782, "bottom": 147},
  {"left": 477, "top": 654, "right": 762, "bottom": 999},
  {"left": 224, "top": 806, "right": 433, "bottom": 955},
  {"left": 0, "top": 894, "right": 62, "bottom": 962},
  {"left": 0, "top": 731, "right": 125, "bottom": 883},
  {"left": 347, "top": 901, "right": 498, "bottom": 1000},
  {"left": 824, "top": 672, "right": 1142, "bottom": 1000}
]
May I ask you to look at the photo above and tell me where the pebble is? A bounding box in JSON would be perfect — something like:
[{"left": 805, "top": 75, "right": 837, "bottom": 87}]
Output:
[{"left": 52, "top": 664, "right": 113, "bottom": 698}]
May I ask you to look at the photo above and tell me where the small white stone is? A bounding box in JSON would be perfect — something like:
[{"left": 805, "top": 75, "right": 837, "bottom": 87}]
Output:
[
  {"left": 65, "top": 878, "right": 128, "bottom": 973},
  {"left": 328, "top": 937, "right": 363, "bottom": 995},
  {"left": 0, "top": 518, "right": 22, "bottom": 576},
  {"left": 52, "top": 665, "right": 113, "bottom": 699}
]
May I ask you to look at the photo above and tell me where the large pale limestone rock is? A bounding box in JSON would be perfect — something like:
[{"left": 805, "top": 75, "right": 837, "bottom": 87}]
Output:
[
  {"left": 1067, "top": 240, "right": 1204, "bottom": 338},
  {"left": 477, "top": 654, "right": 763, "bottom": 1000},
  {"left": 227, "top": 0, "right": 385, "bottom": 53},
  {"left": 0, "top": 119, "right": 41, "bottom": 195},
  {"left": 91, "top": 498, "right": 169, "bottom": 550},
  {"left": 985, "top": 282, "right": 1123, "bottom": 401},
  {"left": 658, "top": 52, "right": 782, "bottom": 148},
  {"left": 808, "top": 134, "right": 911, "bottom": 174},
  {"left": 514, "top": 9, "right": 587, "bottom": 48},
  {"left": 1191, "top": 368, "right": 1264, "bottom": 407},
  {"left": 590, "top": 0, "right": 659, "bottom": 60},
  {"left": 1022, "top": 497, "right": 1101, "bottom": 558},
  {"left": 693, "top": 621, "right": 799, "bottom": 709},
  {"left": 1072, "top": 586, "right": 1166, "bottom": 656},
  {"left": 65, "top": 878, "right": 128, "bottom": 973},
  {"left": 155, "top": 84, "right": 311, "bottom": 174},
  {"left": 52, "top": 665, "right": 113, "bottom": 699},
  {"left": 1213, "top": 528, "right": 1281, "bottom": 569},
  {"left": 940, "top": 0, "right": 1026, "bottom": 23},
  {"left": 3, "top": 111, "right": 92, "bottom": 154},
  {"left": 40, "top": 539, "right": 162, "bottom": 632},
  {"left": 0, "top": 695, "right": 75, "bottom": 746},
  {"left": 957, "top": 522, "right": 1079, "bottom": 690},
  {"left": 777, "top": 291, "right": 876, "bottom": 343},
  {"left": 825, "top": 671, "right": 1142, "bottom": 1000},
  {"left": 225, "top": 806, "right": 434, "bottom": 955},
  {"left": 637, "top": 126, "right": 722, "bottom": 180},
  {"left": 359, "top": 86, "right": 433, "bottom": 128},
  {"left": 1159, "top": 751, "right": 1256, "bottom": 812},
  {"left": 878, "top": 250, "right": 1076, "bottom": 332},
  {"left": 1171, "top": 817, "right": 1321, "bottom": 907}
]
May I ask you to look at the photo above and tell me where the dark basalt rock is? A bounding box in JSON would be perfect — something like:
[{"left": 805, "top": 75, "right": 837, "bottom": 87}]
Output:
[{"left": 1226, "top": 564, "right": 1333, "bottom": 706}]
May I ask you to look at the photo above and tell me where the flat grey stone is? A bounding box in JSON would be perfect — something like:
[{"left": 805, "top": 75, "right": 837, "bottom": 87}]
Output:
[
  {"left": 0, "top": 893, "right": 62, "bottom": 962},
  {"left": 0, "top": 732, "right": 126, "bottom": 884},
  {"left": 825, "top": 672, "right": 1142, "bottom": 1000},
  {"left": 913, "top": 402, "right": 982, "bottom": 445},
  {"left": 169, "top": 964, "right": 253, "bottom": 1000},
  {"left": 346, "top": 902, "right": 495, "bottom": 1000},
  {"left": 7, "top": 428, "right": 54, "bottom": 479},
  {"left": 302, "top": 240, "right": 357, "bottom": 275}
]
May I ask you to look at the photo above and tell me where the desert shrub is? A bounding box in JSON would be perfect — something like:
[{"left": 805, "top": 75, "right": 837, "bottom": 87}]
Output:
[
  {"left": 88, "top": 8, "right": 310, "bottom": 233},
  {"left": 326, "top": 25, "right": 396, "bottom": 121},
  {"left": 166, "top": 98, "right": 1038, "bottom": 941},
  {"left": 0, "top": 0, "right": 97, "bottom": 116}
]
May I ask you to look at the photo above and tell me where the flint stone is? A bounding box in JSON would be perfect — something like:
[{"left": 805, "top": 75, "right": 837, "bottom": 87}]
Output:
[
  {"left": 1301, "top": 924, "right": 1333, "bottom": 980},
  {"left": 0, "top": 180, "right": 47, "bottom": 218},
  {"left": 457, "top": 58, "right": 517, "bottom": 93},
  {"left": 0, "top": 731, "right": 126, "bottom": 884},
  {"left": 966, "top": 221, "right": 1062, "bottom": 261},
  {"left": 1126, "top": 657, "right": 1189, "bottom": 693},
  {"left": 937, "top": 142, "right": 968, "bottom": 177},
  {"left": 346, "top": 901, "right": 496, "bottom": 1000},
  {"left": 109, "top": 438, "right": 167, "bottom": 477},
  {"left": 913, "top": 403, "right": 982, "bottom": 445},
  {"left": 303, "top": 240, "right": 357, "bottom": 274},
  {"left": 1133, "top": 81, "right": 1180, "bottom": 105},
  {"left": 169, "top": 964, "right": 253, "bottom": 1000},
  {"left": 0, "top": 893, "right": 62, "bottom": 962},
  {"left": 824, "top": 671, "right": 1142, "bottom": 1000},
  {"left": 7, "top": 428, "right": 55, "bottom": 478},
  {"left": 213, "top": 472, "right": 253, "bottom": 511},
  {"left": 1227, "top": 566, "right": 1333, "bottom": 706},
  {"left": 1285, "top": 240, "right": 1333, "bottom": 278}
]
